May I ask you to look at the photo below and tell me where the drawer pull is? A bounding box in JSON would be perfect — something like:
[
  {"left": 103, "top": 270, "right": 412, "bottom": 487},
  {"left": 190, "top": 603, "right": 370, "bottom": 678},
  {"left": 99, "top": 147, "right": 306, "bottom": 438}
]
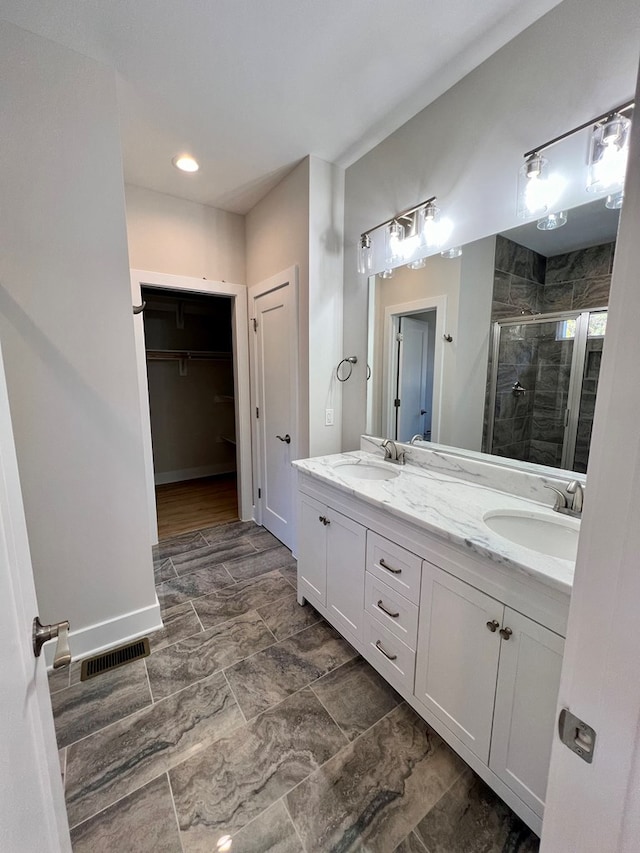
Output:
[
  {"left": 375, "top": 640, "right": 398, "bottom": 661},
  {"left": 377, "top": 599, "right": 400, "bottom": 619},
  {"left": 379, "top": 558, "right": 401, "bottom": 575}
]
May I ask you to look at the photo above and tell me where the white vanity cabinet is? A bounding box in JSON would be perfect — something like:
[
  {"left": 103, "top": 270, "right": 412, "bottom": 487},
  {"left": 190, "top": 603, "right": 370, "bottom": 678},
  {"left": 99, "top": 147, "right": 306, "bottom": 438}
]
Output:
[{"left": 298, "top": 492, "right": 366, "bottom": 642}]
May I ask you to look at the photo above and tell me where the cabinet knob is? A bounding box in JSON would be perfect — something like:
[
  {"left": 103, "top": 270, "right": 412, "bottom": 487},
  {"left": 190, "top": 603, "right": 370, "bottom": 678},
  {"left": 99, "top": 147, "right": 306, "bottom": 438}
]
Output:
[
  {"left": 318, "top": 515, "right": 325, "bottom": 524},
  {"left": 499, "top": 627, "right": 513, "bottom": 640},
  {"left": 486, "top": 620, "right": 500, "bottom": 633}
]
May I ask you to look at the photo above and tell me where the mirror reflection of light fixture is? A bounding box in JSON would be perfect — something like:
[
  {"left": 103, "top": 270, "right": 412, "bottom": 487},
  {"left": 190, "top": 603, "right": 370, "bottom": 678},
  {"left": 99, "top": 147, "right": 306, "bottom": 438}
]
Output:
[
  {"left": 379, "top": 268, "right": 394, "bottom": 279},
  {"left": 385, "top": 220, "right": 405, "bottom": 264},
  {"left": 517, "top": 154, "right": 566, "bottom": 218},
  {"left": 537, "top": 210, "right": 568, "bottom": 230},
  {"left": 605, "top": 191, "right": 625, "bottom": 209},
  {"left": 441, "top": 246, "right": 463, "bottom": 258},
  {"left": 587, "top": 113, "right": 631, "bottom": 195},
  {"left": 357, "top": 234, "right": 372, "bottom": 274},
  {"left": 407, "top": 257, "right": 426, "bottom": 269}
]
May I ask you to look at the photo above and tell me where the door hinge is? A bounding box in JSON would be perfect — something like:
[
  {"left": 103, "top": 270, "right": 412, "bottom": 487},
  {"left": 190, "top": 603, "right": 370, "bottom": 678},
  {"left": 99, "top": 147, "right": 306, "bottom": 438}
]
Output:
[
  {"left": 258, "top": 488, "right": 261, "bottom": 499},
  {"left": 252, "top": 318, "right": 257, "bottom": 332},
  {"left": 394, "top": 398, "right": 401, "bottom": 408},
  {"left": 395, "top": 332, "right": 403, "bottom": 342},
  {"left": 256, "top": 407, "right": 259, "bottom": 418},
  {"left": 558, "top": 708, "right": 596, "bottom": 764}
]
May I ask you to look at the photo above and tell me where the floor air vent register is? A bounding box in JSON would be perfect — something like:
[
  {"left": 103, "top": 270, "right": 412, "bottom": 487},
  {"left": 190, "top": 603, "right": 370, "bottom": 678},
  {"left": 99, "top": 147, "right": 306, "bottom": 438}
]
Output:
[{"left": 80, "top": 638, "right": 150, "bottom": 681}]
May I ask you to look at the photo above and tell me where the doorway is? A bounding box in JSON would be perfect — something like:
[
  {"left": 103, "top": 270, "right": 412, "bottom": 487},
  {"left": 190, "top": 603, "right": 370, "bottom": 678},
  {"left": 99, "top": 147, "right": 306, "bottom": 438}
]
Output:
[
  {"left": 391, "top": 311, "right": 436, "bottom": 442},
  {"left": 142, "top": 287, "right": 239, "bottom": 538}
]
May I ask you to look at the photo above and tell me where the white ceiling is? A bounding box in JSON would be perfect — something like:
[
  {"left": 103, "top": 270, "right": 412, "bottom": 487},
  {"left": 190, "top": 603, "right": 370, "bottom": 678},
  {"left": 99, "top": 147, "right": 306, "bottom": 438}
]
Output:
[{"left": 0, "top": 0, "right": 561, "bottom": 213}]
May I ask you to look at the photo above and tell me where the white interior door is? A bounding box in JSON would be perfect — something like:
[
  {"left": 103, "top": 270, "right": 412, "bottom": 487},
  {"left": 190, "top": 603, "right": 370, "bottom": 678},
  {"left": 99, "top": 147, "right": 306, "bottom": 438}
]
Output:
[
  {"left": 397, "top": 316, "right": 430, "bottom": 441},
  {"left": 252, "top": 273, "right": 297, "bottom": 549},
  {"left": 0, "top": 344, "right": 71, "bottom": 851}
]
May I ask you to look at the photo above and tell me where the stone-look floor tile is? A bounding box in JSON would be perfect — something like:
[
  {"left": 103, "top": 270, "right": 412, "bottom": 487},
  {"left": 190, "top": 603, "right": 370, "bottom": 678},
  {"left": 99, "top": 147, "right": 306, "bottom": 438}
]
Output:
[
  {"left": 171, "top": 540, "right": 257, "bottom": 577},
  {"left": 147, "top": 611, "right": 276, "bottom": 701},
  {"left": 192, "top": 570, "right": 294, "bottom": 630},
  {"left": 59, "top": 748, "right": 67, "bottom": 788},
  {"left": 154, "top": 557, "right": 177, "bottom": 585},
  {"left": 278, "top": 562, "right": 297, "bottom": 590},
  {"left": 224, "top": 545, "right": 294, "bottom": 582},
  {"left": 257, "top": 593, "right": 320, "bottom": 641},
  {"left": 170, "top": 688, "right": 346, "bottom": 849},
  {"left": 312, "top": 657, "right": 402, "bottom": 740},
  {"left": 286, "top": 704, "right": 466, "bottom": 853},
  {"left": 52, "top": 660, "right": 152, "bottom": 749},
  {"left": 153, "top": 530, "right": 209, "bottom": 561},
  {"left": 201, "top": 520, "right": 260, "bottom": 543},
  {"left": 156, "top": 564, "right": 235, "bottom": 612},
  {"left": 70, "top": 774, "right": 182, "bottom": 853},
  {"left": 225, "top": 620, "right": 358, "bottom": 719},
  {"left": 48, "top": 665, "right": 70, "bottom": 694},
  {"left": 149, "top": 602, "right": 203, "bottom": 653},
  {"left": 65, "top": 671, "right": 243, "bottom": 828},
  {"left": 247, "top": 528, "right": 282, "bottom": 553},
  {"left": 229, "top": 800, "right": 303, "bottom": 853},
  {"left": 413, "top": 768, "right": 540, "bottom": 853},
  {"left": 394, "top": 831, "right": 428, "bottom": 853}
]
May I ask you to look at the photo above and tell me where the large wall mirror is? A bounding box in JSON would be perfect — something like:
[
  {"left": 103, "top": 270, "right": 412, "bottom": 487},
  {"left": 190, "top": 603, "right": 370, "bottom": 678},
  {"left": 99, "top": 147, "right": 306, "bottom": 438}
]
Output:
[{"left": 366, "top": 196, "right": 620, "bottom": 476}]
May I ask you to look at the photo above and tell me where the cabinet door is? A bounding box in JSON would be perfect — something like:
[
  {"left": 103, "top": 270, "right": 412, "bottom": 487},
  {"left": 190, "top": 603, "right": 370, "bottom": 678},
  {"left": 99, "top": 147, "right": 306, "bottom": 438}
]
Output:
[
  {"left": 326, "top": 508, "right": 366, "bottom": 641},
  {"left": 415, "top": 561, "right": 503, "bottom": 763},
  {"left": 490, "top": 608, "right": 564, "bottom": 818},
  {"left": 297, "top": 493, "right": 327, "bottom": 605}
]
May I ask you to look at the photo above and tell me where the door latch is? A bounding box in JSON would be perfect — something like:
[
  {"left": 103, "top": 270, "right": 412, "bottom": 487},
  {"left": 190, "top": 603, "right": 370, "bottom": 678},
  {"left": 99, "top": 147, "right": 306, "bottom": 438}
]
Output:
[
  {"left": 33, "top": 616, "right": 71, "bottom": 669},
  {"left": 558, "top": 708, "right": 596, "bottom": 764}
]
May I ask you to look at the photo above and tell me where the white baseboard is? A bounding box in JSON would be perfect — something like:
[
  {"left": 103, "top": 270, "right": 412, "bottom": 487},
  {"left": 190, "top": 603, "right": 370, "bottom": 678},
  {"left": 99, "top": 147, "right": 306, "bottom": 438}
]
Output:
[
  {"left": 154, "top": 463, "right": 236, "bottom": 485},
  {"left": 45, "top": 598, "right": 163, "bottom": 667}
]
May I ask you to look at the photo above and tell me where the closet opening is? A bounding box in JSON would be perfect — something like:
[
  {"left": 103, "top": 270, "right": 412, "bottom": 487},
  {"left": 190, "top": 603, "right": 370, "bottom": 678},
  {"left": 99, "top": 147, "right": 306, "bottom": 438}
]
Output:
[{"left": 141, "top": 286, "right": 239, "bottom": 539}]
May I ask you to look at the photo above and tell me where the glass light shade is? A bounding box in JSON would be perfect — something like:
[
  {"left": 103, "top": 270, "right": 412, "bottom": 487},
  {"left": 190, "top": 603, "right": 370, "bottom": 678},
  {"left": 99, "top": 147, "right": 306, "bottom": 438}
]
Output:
[
  {"left": 379, "top": 268, "right": 394, "bottom": 279},
  {"left": 385, "top": 220, "right": 405, "bottom": 264},
  {"left": 407, "top": 257, "right": 426, "bottom": 270},
  {"left": 587, "top": 114, "right": 631, "bottom": 193},
  {"left": 357, "top": 234, "right": 372, "bottom": 274},
  {"left": 172, "top": 154, "right": 199, "bottom": 172},
  {"left": 441, "top": 246, "right": 462, "bottom": 259},
  {"left": 517, "top": 154, "right": 566, "bottom": 218},
  {"left": 605, "top": 191, "right": 624, "bottom": 210},
  {"left": 537, "top": 210, "right": 568, "bottom": 231}
]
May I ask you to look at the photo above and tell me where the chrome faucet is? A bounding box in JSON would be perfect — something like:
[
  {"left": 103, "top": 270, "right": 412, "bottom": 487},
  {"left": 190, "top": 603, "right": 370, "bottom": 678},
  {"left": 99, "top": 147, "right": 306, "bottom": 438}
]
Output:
[
  {"left": 381, "top": 439, "right": 406, "bottom": 465},
  {"left": 410, "top": 434, "right": 424, "bottom": 445},
  {"left": 544, "top": 481, "right": 585, "bottom": 518}
]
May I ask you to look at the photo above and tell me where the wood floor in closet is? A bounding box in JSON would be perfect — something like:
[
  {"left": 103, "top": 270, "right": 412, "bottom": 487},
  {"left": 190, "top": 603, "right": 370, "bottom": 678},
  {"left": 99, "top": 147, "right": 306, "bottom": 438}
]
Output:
[{"left": 155, "top": 474, "right": 238, "bottom": 540}]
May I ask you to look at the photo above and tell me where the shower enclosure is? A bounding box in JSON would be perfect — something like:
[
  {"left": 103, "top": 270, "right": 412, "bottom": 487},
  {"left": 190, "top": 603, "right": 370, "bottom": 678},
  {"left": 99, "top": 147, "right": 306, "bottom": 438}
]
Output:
[{"left": 487, "top": 307, "right": 607, "bottom": 473}]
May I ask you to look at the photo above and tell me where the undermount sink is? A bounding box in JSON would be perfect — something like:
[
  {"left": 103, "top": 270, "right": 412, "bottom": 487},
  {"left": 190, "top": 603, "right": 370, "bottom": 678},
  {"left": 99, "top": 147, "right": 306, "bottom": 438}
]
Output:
[
  {"left": 334, "top": 461, "right": 401, "bottom": 481},
  {"left": 483, "top": 509, "right": 580, "bottom": 561}
]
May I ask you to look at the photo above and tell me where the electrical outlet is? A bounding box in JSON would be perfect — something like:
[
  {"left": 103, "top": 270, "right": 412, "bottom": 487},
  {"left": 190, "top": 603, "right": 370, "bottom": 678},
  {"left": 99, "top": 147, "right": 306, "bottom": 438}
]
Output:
[{"left": 325, "top": 408, "right": 334, "bottom": 426}]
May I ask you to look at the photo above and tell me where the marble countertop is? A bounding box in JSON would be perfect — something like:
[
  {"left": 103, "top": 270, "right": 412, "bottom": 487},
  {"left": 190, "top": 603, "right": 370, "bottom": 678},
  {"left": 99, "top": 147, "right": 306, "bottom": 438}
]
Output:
[{"left": 293, "top": 451, "right": 575, "bottom": 596}]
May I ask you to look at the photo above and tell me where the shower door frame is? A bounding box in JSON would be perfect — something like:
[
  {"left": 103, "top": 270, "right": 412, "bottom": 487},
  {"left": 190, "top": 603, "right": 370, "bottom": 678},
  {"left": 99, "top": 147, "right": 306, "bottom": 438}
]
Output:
[{"left": 487, "top": 306, "right": 607, "bottom": 470}]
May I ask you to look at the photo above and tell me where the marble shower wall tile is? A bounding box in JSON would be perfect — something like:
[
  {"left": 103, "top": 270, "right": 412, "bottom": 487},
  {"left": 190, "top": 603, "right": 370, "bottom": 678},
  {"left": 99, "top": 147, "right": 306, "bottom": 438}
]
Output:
[
  {"left": 156, "top": 564, "right": 235, "bottom": 612},
  {"left": 228, "top": 800, "right": 303, "bottom": 853},
  {"left": 257, "top": 593, "right": 320, "bottom": 641},
  {"left": 224, "top": 545, "right": 296, "bottom": 582},
  {"left": 412, "top": 767, "right": 539, "bottom": 852},
  {"left": 170, "top": 688, "right": 346, "bottom": 849},
  {"left": 545, "top": 242, "right": 612, "bottom": 284},
  {"left": 192, "top": 570, "right": 294, "bottom": 629},
  {"left": 171, "top": 539, "right": 257, "bottom": 576},
  {"left": 65, "top": 671, "right": 243, "bottom": 828},
  {"left": 153, "top": 530, "right": 208, "bottom": 562},
  {"left": 146, "top": 611, "right": 276, "bottom": 701},
  {"left": 52, "top": 660, "right": 152, "bottom": 749},
  {"left": 571, "top": 274, "right": 611, "bottom": 309},
  {"left": 224, "top": 620, "right": 358, "bottom": 719},
  {"left": 286, "top": 703, "right": 465, "bottom": 853},
  {"left": 69, "top": 774, "right": 182, "bottom": 853},
  {"left": 312, "top": 657, "right": 402, "bottom": 740},
  {"left": 148, "top": 602, "right": 203, "bottom": 653}
]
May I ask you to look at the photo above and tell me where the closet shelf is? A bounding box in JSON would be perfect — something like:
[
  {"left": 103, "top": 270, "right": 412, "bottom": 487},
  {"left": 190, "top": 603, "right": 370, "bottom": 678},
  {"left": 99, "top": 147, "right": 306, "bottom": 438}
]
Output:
[
  {"left": 146, "top": 349, "right": 232, "bottom": 362},
  {"left": 214, "top": 395, "right": 235, "bottom": 403},
  {"left": 220, "top": 435, "right": 237, "bottom": 446}
]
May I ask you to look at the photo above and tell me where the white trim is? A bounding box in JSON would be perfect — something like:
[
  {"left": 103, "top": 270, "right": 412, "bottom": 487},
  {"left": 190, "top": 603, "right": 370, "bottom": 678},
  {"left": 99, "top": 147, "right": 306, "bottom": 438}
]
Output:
[
  {"left": 382, "top": 296, "right": 447, "bottom": 443},
  {"left": 130, "top": 269, "right": 253, "bottom": 543},
  {"left": 154, "top": 464, "right": 236, "bottom": 486},
  {"left": 44, "top": 600, "right": 162, "bottom": 667},
  {"left": 248, "top": 266, "right": 299, "bottom": 548}
]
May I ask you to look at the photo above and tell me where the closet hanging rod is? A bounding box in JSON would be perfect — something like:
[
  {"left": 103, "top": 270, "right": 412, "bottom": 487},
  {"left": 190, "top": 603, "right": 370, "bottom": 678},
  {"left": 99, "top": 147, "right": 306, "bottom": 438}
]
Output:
[{"left": 145, "top": 349, "right": 232, "bottom": 361}]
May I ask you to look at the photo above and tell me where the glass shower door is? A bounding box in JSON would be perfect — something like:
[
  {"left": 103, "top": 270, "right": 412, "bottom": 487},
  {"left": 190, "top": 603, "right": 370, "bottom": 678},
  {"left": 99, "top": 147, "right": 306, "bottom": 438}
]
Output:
[{"left": 570, "top": 310, "right": 607, "bottom": 473}]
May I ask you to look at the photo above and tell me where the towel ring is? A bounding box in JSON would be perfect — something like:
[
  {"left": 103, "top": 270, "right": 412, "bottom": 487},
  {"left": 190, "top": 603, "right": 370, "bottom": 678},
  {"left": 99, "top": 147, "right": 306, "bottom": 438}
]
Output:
[{"left": 336, "top": 356, "right": 358, "bottom": 382}]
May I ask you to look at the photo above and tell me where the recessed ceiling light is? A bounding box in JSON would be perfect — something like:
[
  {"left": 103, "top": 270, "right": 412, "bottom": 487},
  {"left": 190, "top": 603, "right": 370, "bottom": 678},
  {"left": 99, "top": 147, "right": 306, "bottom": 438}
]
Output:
[{"left": 172, "top": 154, "right": 199, "bottom": 173}]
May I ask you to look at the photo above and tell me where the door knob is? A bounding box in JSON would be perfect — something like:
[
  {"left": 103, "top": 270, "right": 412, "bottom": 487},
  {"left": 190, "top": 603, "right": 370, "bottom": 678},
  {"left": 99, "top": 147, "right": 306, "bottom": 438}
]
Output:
[
  {"left": 33, "top": 616, "right": 71, "bottom": 669},
  {"left": 276, "top": 434, "right": 291, "bottom": 444}
]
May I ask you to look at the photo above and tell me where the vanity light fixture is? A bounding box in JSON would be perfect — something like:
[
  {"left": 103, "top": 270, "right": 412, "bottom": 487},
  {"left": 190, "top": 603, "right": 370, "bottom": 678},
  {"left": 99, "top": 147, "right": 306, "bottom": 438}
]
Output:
[
  {"left": 357, "top": 234, "right": 373, "bottom": 274},
  {"left": 407, "top": 257, "right": 427, "bottom": 269},
  {"left": 172, "top": 154, "right": 199, "bottom": 172},
  {"left": 537, "top": 211, "right": 568, "bottom": 230},
  {"left": 379, "top": 268, "right": 395, "bottom": 279},
  {"left": 517, "top": 99, "right": 634, "bottom": 217},
  {"left": 385, "top": 220, "right": 406, "bottom": 264},
  {"left": 356, "top": 195, "right": 437, "bottom": 274},
  {"left": 441, "top": 246, "right": 463, "bottom": 259}
]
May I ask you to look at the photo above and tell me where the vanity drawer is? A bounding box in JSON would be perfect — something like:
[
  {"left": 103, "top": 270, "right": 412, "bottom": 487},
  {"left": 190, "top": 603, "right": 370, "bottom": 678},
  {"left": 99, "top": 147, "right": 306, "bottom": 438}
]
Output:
[
  {"left": 365, "top": 573, "right": 418, "bottom": 650},
  {"left": 366, "top": 532, "right": 422, "bottom": 603},
  {"left": 363, "top": 611, "right": 415, "bottom": 694}
]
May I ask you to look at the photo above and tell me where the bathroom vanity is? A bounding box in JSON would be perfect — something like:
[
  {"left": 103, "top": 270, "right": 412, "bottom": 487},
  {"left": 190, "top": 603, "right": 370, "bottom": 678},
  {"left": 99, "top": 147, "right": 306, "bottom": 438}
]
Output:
[{"left": 293, "top": 438, "right": 578, "bottom": 836}]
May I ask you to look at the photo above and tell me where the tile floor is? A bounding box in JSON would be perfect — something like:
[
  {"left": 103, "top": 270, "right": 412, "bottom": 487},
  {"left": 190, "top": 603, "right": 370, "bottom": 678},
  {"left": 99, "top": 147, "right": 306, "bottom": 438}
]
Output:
[{"left": 49, "top": 520, "right": 540, "bottom": 852}]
